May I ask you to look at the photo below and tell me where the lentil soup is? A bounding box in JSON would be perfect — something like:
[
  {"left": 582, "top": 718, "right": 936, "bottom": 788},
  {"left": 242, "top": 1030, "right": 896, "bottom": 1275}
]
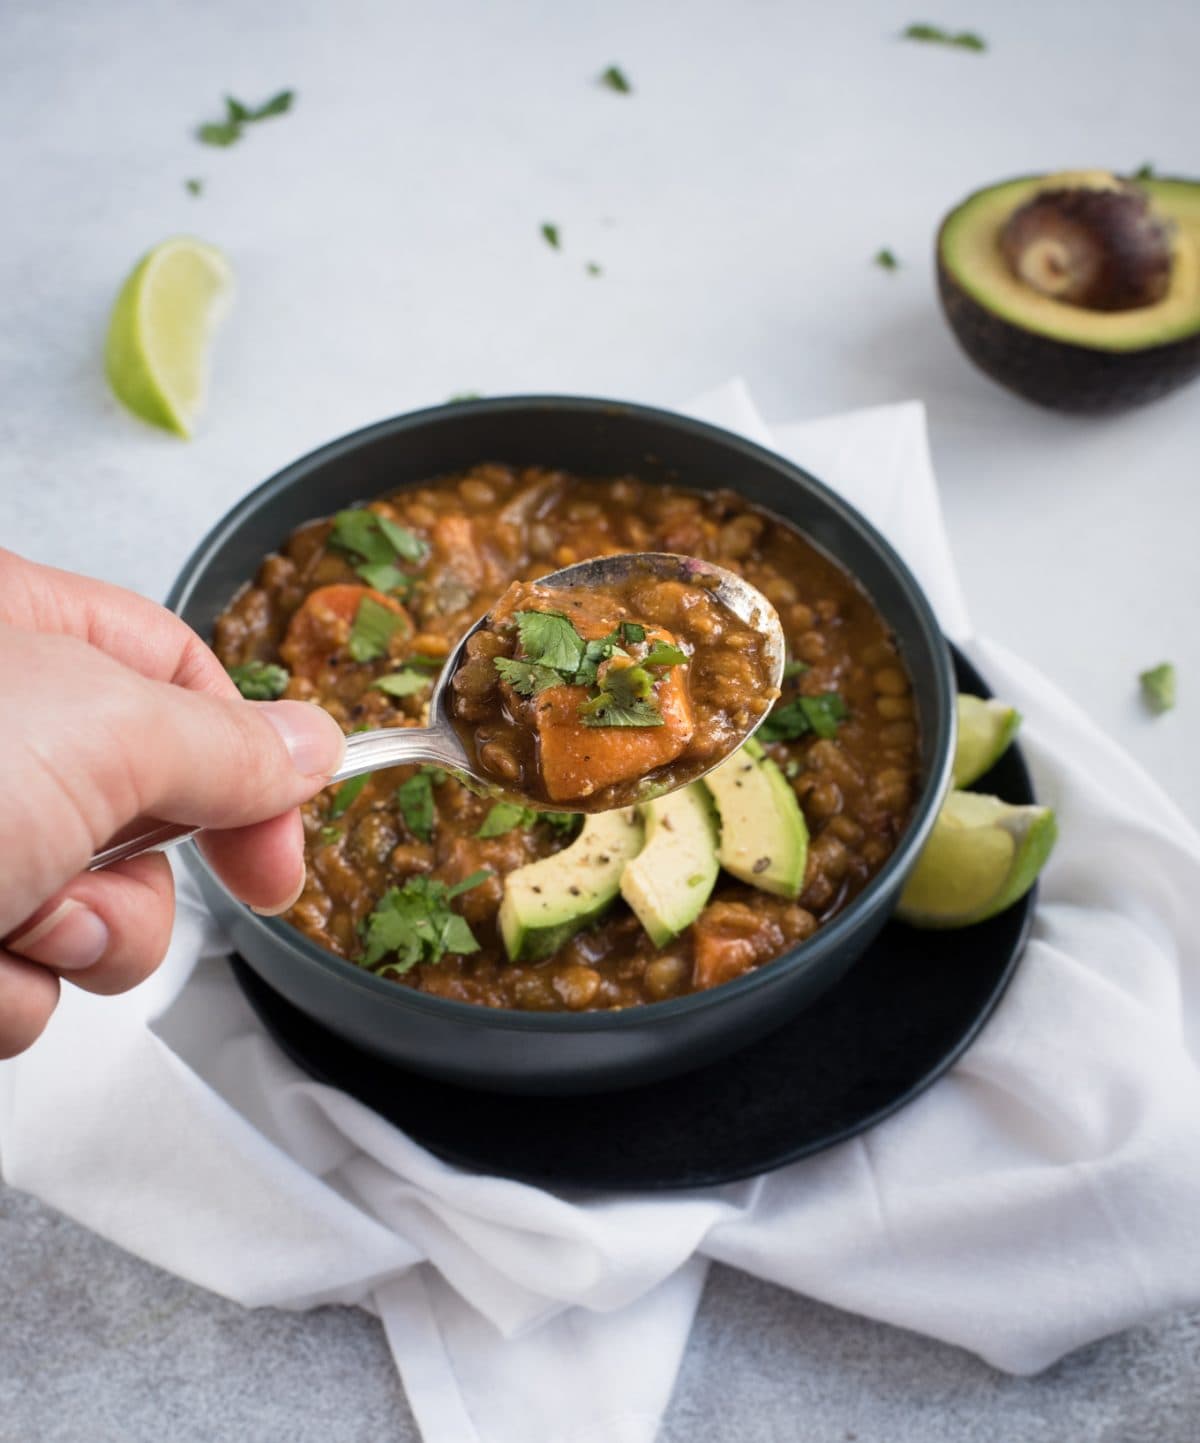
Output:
[{"left": 213, "top": 464, "right": 920, "bottom": 1011}]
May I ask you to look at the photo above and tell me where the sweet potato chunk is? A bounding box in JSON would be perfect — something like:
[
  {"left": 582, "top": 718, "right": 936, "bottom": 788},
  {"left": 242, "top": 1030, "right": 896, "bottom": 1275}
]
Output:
[
  {"left": 691, "top": 900, "right": 786, "bottom": 991},
  {"left": 533, "top": 662, "right": 695, "bottom": 802}
]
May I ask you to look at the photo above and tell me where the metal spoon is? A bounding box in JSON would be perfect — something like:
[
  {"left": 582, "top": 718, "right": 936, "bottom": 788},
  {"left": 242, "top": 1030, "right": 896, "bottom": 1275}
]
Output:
[{"left": 88, "top": 552, "right": 785, "bottom": 871}]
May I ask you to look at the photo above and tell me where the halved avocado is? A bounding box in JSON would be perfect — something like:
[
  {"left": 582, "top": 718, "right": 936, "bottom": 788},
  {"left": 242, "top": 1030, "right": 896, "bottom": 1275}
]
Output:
[{"left": 937, "top": 170, "right": 1200, "bottom": 412}]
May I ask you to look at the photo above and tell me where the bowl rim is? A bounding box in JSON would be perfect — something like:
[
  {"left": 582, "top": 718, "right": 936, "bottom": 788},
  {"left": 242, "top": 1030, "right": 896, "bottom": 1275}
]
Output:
[{"left": 170, "top": 393, "right": 957, "bottom": 1033}]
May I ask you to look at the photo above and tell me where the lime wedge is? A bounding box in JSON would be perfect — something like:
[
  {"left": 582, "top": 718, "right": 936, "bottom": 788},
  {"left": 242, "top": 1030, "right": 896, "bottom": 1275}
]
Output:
[
  {"left": 104, "top": 237, "right": 233, "bottom": 437},
  {"left": 896, "top": 790, "right": 1056, "bottom": 929},
  {"left": 953, "top": 694, "right": 1021, "bottom": 787}
]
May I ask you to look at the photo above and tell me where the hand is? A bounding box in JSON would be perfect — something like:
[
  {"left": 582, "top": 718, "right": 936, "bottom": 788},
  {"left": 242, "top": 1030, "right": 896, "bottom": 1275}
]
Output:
[{"left": 0, "top": 549, "right": 345, "bottom": 1058}]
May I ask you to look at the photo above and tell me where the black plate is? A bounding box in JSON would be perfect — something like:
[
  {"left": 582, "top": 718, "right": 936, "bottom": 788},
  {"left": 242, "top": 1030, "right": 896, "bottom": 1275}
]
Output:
[{"left": 230, "top": 648, "right": 1035, "bottom": 1191}]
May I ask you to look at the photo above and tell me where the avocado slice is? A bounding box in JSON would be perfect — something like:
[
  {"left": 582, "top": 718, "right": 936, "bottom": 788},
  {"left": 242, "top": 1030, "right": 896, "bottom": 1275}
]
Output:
[
  {"left": 704, "top": 738, "right": 809, "bottom": 898},
  {"left": 499, "top": 808, "right": 644, "bottom": 963},
  {"left": 937, "top": 170, "right": 1200, "bottom": 412},
  {"left": 620, "top": 783, "right": 719, "bottom": 947}
]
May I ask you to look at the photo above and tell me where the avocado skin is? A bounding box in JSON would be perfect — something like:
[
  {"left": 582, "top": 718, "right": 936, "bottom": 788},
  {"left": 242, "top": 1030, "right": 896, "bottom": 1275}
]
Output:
[{"left": 937, "top": 256, "right": 1200, "bottom": 413}]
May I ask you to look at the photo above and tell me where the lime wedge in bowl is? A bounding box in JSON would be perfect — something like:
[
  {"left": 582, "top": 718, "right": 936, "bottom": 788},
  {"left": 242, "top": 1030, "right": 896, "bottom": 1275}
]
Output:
[
  {"left": 105, "top": 236, "right": 233, "bottom": 437},
  {"left": 896, "top": 790, "right": 1057, "bottom": 929},
  {"left": 953, "top": 694, "right": 1021, "bottom": 786}
]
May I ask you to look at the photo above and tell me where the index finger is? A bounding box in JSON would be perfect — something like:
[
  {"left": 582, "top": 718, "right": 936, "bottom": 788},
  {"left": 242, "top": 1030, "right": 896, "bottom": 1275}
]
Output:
[{"left": 0, "top": 548, "right": 235, "bottom": 697}]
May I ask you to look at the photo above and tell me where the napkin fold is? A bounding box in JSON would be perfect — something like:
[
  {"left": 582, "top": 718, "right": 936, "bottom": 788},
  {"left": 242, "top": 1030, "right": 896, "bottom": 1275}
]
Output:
[{"left": 4, "top": 381, "right": 1200, "bottom": 1443}]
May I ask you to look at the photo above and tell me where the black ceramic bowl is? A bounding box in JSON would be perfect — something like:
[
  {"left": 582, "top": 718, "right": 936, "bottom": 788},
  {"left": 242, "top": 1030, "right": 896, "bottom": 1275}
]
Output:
[{"left": 171, "top": 396, "right": 956, "bottom": 1095}]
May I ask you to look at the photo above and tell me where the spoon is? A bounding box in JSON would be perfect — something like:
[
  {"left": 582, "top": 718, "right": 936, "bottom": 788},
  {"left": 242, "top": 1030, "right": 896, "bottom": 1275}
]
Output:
[{"left": 89, "top": 552, "right": 785, "bottom": 871}]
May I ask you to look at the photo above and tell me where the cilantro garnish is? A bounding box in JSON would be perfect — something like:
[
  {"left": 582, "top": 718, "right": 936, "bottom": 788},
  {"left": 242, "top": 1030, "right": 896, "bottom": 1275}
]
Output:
[
  {"left": 330, "top": 508, "right": 428, "bottom": 593},
  {"left": 874, "top": 249, "right": 899, "bottom": 271},
  {"left": 642, "top": 640, "right": 687, "bottom": 668},
  {"left": 447, "top": 391, "right": 482, "bottom": 403},
  {"left": 476, "top": 801, "right": 538, "bottom": 838},
  {"left": 185, "top": 177, "right": 204, "bottom": 197},
  {"left": 359, "top": 870, "right": 490, "bottom": 974},
  {"left": 227, "top": 659, "right": 289, "bottom": 700},
  {"left": 495, "top": 610, "right": 686, "bottom": 728},
  {"left": 329, "top": 774, "right": 369, "bottom": 818},
  {"left": 396, "top": 768, "right": 442, "bottom": 841},
  {"left": 586, "top": 261, "right": 603, "bottom": 277},
  {"left": 782, "top": 659, "right": 809, "bottom": 679},
  {"left": 541, "top": 222, "right": 562, "bottom": 250},
  {"left": 902, "top": 23, "right": 986, "bottom": 50},
  {"left": 197, "top": 90, "right": 295, "bottom": 147},
  {"left": 541, "top": 811, "right": 583, "bottom": 837},
  {"left": 516, "top": 610, "right": 586, "bottom": 672},
  {"left": 372, "top": 668, "right": 434, "bottom": 698},
  {"left": 494, "top": 657, "right": 563, "bottom": 696},
  {"left": 1139, "top": 662, "right": 1176, "bottom": 714},
  {"left": 1133, "top": 163, "right": 1156, "bottom": 181},
  {"left": 348, "top": 595, "right": 407, "bottom": 663},
  {"left": 759, "top": 692, "right": 848, "bottom": 743},
  {"left": 599, "top": 65, "right": 632, "bottom": 94}
]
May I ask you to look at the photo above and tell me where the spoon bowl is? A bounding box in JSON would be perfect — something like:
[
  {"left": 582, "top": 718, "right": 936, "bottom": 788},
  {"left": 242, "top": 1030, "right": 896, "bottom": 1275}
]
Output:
[{"left": 89, "top": 551, "right": 785, "bottom": 869}]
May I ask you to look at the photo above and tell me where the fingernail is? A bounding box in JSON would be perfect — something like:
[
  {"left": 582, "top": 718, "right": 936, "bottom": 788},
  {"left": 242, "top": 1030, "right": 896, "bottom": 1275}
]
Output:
[
  {"left": 251, "top": 869, "right": 307, "bottom": 918},
  {"left": 259, "top": 701, "right": 345, "bottom": 778},
  {"left": 8, "top": 900, "right": 109, "bottom": 972}
]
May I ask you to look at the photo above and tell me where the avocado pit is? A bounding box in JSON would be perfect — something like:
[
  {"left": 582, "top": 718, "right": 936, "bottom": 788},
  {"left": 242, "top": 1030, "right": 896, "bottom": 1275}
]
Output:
[{"left": 999, "top": 181, "right": 1172, "bottom": 311}]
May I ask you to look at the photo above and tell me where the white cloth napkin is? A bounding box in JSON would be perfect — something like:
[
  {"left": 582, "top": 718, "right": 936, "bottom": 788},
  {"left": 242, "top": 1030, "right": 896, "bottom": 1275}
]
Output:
[{"left": 5, "top": 380, "right": 1200, "bottom": 1443}]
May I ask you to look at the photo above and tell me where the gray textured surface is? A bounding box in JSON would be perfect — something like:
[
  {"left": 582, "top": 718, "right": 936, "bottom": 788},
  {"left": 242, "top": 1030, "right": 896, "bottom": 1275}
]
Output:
[{"left": 4, "top": 1183, "right": 1199, "bottom": 1443}]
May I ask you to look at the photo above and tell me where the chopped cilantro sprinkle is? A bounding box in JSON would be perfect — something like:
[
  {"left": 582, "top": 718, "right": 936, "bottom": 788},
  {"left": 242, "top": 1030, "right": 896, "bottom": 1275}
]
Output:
[
  {"left": 599, "top": 65, "right": 632, "bottom": 94},
  {"left": 874, "top": 248, "right": 900, "bottom": 271},
  {"left": 227, "top": 659, "right": 289, "bottom": 700},
  {"left": 329, "top": 773, "right": 369, "bottom": 818},
  {"left": 359, "top": 870, "right": 490, "bottom": 973},
  {"left": 197, "top": 89, "right": 295, "bottom": 147},
  {"left": 902, "top": 23, "right": 986, "bottom": 50},
  {"left": 1139, "top": 662, "right": 1176, "bottom": 714},
  {"left": 348, "top": 594, "right": 406, "bottom": 662},
  {"left": 759, "top": 692, "right": 847, "bottom": 743},
  {"left": 541, "top": 222, "right": 561, "bottom": 250}
]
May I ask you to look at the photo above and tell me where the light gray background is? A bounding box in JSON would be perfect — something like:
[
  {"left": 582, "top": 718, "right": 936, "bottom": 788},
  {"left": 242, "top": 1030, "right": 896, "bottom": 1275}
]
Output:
[{"left": 2, "top": 0, "right": 1198, "bottom": 1437}]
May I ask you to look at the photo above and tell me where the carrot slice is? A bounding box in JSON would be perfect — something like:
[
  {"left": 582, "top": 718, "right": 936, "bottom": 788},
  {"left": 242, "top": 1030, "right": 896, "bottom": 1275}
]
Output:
[{"left": 281, "top": 584, "right": 410, "bottom": 678}]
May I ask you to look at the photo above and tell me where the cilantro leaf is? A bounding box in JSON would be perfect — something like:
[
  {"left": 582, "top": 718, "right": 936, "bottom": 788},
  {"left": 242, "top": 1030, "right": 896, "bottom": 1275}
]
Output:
[
  {"left": 515, "top": 610, "right": 586, "bottom": 672},
  {"left": 396, "top": 769, "right": 439, "bottom": 840},
  {"left": 541, "top": 222, "right": 561, "bottom": 250},
  {"left": 348, "top": 595, "right": 406, "bottom": 662},
  {"left": 185, "top": 177, "right": 204, "bottom": 197},
  {"left": 476, "top": 801, "right": 538, "bottom": 838},
  {"left": 330, "top": 509, "right": 428, "bottom": 583},
  {"left": 586, "top": 261, "right": 603, "bottom": 277},
  {"left": 540, "top": 811, "right": 582, "bottom": 837},
  {"left": 599, "top": 65, "right": 632, "bottom": 94},
  {"left": 494, "top": 657, "right": 563, "bottom": 696},
  {"left": 360, "top": 872, "right": 488, "bottom": 973},
  {"left": 1139, "top": 662, "right": 1176, "bottom": 714},
  {"left": 198, "top": 120, "right": 241, "bottom": 147},
  {"left": 759, "top": 692, "right": 848, "bottom": 743},
  {"left": 249, "top": 89, "right": 294, "bottom": 119},
  {"left": 902, "top": 23, "right": 986, "bottom": 50},
  {"left": 618, "top": 622, "right": 646, "bottom": 644},
  {"left": 782, "top": 659, "right": 809, "bottom": 679},
  {"left": 372, "top": 668, "right": 433, "bottom": 698},
  {"left": 641, "top": 641, "right": 687, "bottom": 668},
  {"left": 448, "top": 390, "right": 482, "bottom": 403},
  {"left": 329, "top": 774, "right": 369, "bottom": 818},
  {"left": 580, "top": 697, "right": 664, "bottom": 728},
  {"left": 378, "top": 516, "right": 428, "bottom": 563},
  {"left": 227, "top": 659, "right": 289, "bottom": 700},
  {"left": 197, "top": 89, "right": 296, "bottom": 147},
  {"left": 874, "top": 248, "right": 899, "bottom": 271}
]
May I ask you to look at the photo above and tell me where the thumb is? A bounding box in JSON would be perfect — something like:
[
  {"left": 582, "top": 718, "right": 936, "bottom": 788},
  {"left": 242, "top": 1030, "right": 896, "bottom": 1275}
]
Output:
[{"left": 130, "top": 685, "right": 346, "bottom": 830}]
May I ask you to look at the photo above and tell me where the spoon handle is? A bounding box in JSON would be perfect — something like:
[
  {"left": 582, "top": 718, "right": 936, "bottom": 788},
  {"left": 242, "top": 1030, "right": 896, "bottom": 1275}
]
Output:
[{"left": 87, "top": 725, "right": 467, "bottom": 872}]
